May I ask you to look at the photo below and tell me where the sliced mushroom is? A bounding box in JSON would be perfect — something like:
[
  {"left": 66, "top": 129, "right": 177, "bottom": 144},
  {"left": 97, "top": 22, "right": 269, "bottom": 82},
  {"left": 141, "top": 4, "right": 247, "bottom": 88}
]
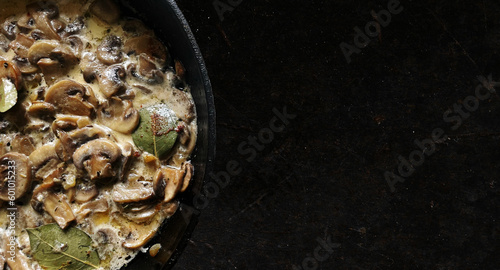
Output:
[
  {"left": 28, "top": 143, "right": 63, "bottom": 180},
  {"left": 122, "top": 212, "right": 161, "bottom": 249},
  {"left": 31, "top": 177, "right": 55, "bottom": 212},
  {"left": 27, "top": 40, "right": 59, "bottom": 64},
  {"left": 0, "top": 33, "right": 9, "bottom": 52},
  {"left": 97, "top": 35, "right": 123, "bottom": 65},
  {"left": 9, "top": 33, "right": 34, "bottom": 59},
  {"left": 11, "top": 134, "right": 35, "bottom": 156},
  {"left": 73, "top": 138, "right": 121, "bottom": 181},
  {"left": 55, "top": 126, "right": 107, "bottom": 161},
  {"left": 134, "top": 53, "right": 164, "bottom": 84},
  {"left": 27, "top": 1, "right": 61, "bottom": 40},
  {"left": 0, "top": 152, "right": 32, "bottom": 201},
  {"left": 170, "top": 88, "right": 196, "bottom": 123},
  {"left": 0, "top": 60, "right": 23, "bottom": 90},
  {"left": 29, "top": 143, "right": 58, "bottom": 168},
  {"left": 27, "top": 101, "right": 56, "bottom": 119},
  {"left": 124, "top": 35, "right": 168, "bottom": 62},
  {"left": 51, "top": 19, "right": 66, "bottom": 33},
  {"left": 51, "top": 114, "right": 91, "bottom": 132},
  {"left": 67, "top": 125, "right": 108, "bottom": 142},
  {"left": 35, "top": 159, "right": 64, "bottom": 180},
  {"left": 17, "top": 14, "right": 36, "bottom": 32},
  {"left": 153, "top": 166, "right": 185, "bottom": 202},
  {"left": 117, "top": 142, "right": 133, "bottom": 180},
  {"left": 45, "top": 80, "right": 97, "bottom": 116},
  {"left": 97, "top": 64, "right": 126, "bottom": 97},
  {"left": 64, "top": 35, "right": 84, "bottom": 58},
  {"left": 181, "top": 162, "right": 194, "bottom": 192},
  {"left": 80, "top": 52, "right": 104, "bottom": 83},
  {"left": 97, "top": 97, "right": 139, "bottom": 134},
  {"left": 37, "top": 58, "right": 66, "bottom": 85},
  {"left": 2, "top": 19, "right": 19, "bottom": 40},
  {"left": 90, "top": 0, "right": 121, "bottom": 25},
  {"left": 43, "top": 192, "right": 75, "bottom": 229},
  {"left": 75, "top": 197, "right": 109, "bottom": 222},
  {"left": 123, "top": 215, "right": 161, "bottom": 249},
  {"left": 74, "top": 181, "right": 98, "bottom": 203},
  {"left": 121, "top": 204, "right": 158, "bottom": 223},
  {"left": 13, "top": 56, "right": 39, "bottom": 74},
  {"left": 112, "top": 175, "right": 154, "bottom": 203},
  {"left": 51, "top": 43, "right": 78, "bottom": 65}
]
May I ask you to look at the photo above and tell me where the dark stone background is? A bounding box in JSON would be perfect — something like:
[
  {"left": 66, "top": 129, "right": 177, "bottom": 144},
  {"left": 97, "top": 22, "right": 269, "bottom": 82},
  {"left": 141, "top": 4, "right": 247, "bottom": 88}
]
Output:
[{"left": 172, "top": 0, "right": 499, "bottom": 269}]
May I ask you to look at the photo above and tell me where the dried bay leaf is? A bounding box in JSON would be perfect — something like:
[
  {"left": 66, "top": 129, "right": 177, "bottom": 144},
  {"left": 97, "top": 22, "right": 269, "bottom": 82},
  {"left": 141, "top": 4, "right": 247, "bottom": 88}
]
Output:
[
  {"left": 27, "top": 224, "right": 100, "bottom": 270},
  {"left": 132, "top": 104, "right": 178, "bottom": 158}
]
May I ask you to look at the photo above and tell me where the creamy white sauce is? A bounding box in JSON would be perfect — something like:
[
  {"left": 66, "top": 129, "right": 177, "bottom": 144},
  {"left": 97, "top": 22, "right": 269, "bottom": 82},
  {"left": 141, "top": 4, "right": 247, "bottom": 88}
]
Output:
[{"left": 0, "top": 0, "right": 197, "bottom": 269}]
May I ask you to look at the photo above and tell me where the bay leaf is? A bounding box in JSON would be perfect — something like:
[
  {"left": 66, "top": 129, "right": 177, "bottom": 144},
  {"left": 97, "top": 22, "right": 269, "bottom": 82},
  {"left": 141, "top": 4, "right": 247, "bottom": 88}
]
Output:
[
  {"left": 0, "top": 77, "right": 17, "bottom": 113},
  {"left": 132, "top": 103, "right": 179, "bottom": 158},
  {"left": 27, "top": 224, "right": 100, "bottom": 270}
]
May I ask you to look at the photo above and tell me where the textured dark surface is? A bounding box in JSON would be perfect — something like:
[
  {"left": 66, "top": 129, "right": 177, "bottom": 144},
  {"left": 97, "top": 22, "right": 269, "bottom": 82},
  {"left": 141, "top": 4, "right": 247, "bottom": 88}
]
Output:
[{"left": 172, "top": 0, "right": 500, "bottom": 269}]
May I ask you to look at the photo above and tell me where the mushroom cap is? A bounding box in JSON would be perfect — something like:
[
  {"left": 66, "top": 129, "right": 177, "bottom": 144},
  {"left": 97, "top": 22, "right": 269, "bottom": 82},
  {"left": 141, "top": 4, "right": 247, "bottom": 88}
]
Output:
[
  {"left": 72, "top": 138, "right": 121, "bottom": 181},
  {"left": 97, "top": 35, "right": 123, "bottom": 65},
  {"left": 27, "top": 40, "right": 59, "bottom": 64},
  {"left": 45, "top": 80, "right": 96, "bottom": 116},
  {"left": 97, "top": 64, "right": 126, "bottom": 97},
  {"left": 13, "top": 56, "right": 39, "bottom": 74},
  {"left": 0, "top": 152, "right": 32, "bottom": 201},
  {"left": 97, "top": 97, "right": 139, "bottom": 134},
  {"left": 74, "top": 181, "right": 98, "bottom": 203}
]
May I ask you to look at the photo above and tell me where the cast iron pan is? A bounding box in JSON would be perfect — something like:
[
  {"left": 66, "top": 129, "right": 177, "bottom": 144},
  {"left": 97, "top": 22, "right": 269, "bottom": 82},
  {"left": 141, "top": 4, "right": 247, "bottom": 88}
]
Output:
[{"left": 117, "top": 0, "right": 216, "bottom": 269}]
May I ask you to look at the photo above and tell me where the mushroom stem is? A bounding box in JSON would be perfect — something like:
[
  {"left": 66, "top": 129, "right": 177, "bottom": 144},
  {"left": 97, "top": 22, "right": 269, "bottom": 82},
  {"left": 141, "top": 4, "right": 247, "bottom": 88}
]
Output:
[{"left": 43, "top": 193, "right": 75, "bottom": 229}]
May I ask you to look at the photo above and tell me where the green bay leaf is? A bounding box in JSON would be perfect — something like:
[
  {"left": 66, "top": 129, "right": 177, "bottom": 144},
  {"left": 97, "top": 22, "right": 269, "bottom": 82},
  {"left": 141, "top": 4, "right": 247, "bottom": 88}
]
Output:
[
  {"left": 132, "top": 103, "right": 179, "bottom": 158},
  {"left": 0, "top": 77, "right": 17, "bottom": 113},
  {"left": 27, "top": 224, "right": 100, "bottom": 270}
]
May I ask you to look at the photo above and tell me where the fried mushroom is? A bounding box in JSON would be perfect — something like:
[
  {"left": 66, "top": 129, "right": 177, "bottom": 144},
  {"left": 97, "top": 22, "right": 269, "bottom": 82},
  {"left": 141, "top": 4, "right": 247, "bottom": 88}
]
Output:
[
  {"left": 9, "top": 33, "right": 34, "bottom": 59},
  {"left": 45, "top": 80, "right": 97, "bottom": 116},
  {"left": 97, "top": 97, "right": 139, "bottom": 134},
  {"left": 0, "top": 152, "right": 32, "bottom": 201},
  {"left": 153, "top": 166, "right": 185, "bottom": 202},
  {"left": 97, "top": 35, "right": 123, "bottom": 65},
  {"left": 43, "top": 192, "right": 75, "bottom": 229},
  {"left": 97, "top": 64, "right": 126, "bottom": 97},
  {"left": 72, "top": 138, "right": 121, "bottom": 181}
]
